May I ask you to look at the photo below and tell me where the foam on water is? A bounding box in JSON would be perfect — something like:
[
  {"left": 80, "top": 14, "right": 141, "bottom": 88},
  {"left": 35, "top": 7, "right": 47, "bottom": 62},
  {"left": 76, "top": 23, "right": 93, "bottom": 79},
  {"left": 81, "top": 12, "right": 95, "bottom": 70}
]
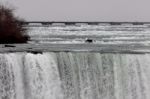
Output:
[
  {"left": 0, "top": 52, "right": 150, "bottom": 99},
  {"left": 26, "top": 25, "right": 150, "bottom": 45}
]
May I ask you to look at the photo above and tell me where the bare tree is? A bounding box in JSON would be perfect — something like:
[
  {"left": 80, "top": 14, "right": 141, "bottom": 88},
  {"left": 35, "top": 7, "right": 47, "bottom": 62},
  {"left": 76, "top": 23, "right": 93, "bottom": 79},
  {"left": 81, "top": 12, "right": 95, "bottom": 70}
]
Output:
[{"left": 0, "top": 5, "right": 29, "bottom": 44}]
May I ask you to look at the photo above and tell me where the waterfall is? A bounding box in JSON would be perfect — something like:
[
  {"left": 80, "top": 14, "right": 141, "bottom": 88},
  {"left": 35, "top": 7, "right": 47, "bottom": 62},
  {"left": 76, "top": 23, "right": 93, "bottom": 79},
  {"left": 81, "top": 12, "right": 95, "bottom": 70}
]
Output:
[
  {"left": 0, "top": 52, "right": 150, "bottom": 99},
  {"left": 0, "top": 53, "right": 63, "bottom": 99}
]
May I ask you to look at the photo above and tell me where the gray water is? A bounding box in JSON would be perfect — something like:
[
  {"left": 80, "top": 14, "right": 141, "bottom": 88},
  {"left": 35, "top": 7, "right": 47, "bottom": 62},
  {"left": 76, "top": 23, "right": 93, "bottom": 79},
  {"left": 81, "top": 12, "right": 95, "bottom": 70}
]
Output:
[
  {"left": 27, "top": 24, "right": 150, "bottom": 45},
  {"left": 0, "top": 52, "right": 150, "bottom": 99},
  {"left": 1, "top": 24, "right": 150, "bottom": 99}
]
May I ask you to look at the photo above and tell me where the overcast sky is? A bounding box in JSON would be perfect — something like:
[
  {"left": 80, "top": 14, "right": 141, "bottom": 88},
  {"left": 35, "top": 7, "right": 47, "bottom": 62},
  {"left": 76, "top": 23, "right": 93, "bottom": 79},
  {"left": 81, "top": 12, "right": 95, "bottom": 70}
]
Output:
[{"left": 1, "top": 0, "right": 150, "bottom": 21}]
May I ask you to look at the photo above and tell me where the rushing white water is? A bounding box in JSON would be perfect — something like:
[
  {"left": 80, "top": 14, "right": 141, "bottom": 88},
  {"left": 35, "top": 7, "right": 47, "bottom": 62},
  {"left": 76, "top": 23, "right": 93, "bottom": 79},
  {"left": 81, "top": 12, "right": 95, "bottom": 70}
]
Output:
[
  {"left": 0, "top": 52, "right": 150, "bottom": 99},
  {"left": 0, "top": 53, "right": 63, "bottom": 99},
  {"left": 26, "top": 25, "right": 150, "bottom": 45}
]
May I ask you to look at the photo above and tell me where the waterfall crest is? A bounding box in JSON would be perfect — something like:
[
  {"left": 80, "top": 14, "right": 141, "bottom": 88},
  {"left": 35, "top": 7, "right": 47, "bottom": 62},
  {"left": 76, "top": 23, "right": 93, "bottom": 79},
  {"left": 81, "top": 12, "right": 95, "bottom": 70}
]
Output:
[{"left": 0, "top": 52, "right": 150, "bottom": 99}]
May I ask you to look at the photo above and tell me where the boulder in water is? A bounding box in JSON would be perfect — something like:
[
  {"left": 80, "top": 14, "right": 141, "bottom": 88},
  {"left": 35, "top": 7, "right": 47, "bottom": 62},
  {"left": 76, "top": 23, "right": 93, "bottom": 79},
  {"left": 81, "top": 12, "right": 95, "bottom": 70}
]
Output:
[{"left": 85, "top": 38, "right": 94, "bottom": 43}]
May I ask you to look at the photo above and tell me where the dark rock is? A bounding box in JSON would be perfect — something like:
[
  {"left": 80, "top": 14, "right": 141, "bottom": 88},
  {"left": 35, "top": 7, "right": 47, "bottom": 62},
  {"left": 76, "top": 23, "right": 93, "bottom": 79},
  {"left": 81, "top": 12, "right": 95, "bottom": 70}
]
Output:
[
  {"left": 27, "top": 51, "right": 43, "bottom": 54},
  {"left": 4, "top": 45, "right": 15, "bottom": 47},
  {"left": 85, "top": 38, "right": 93, "bottom": 43}
]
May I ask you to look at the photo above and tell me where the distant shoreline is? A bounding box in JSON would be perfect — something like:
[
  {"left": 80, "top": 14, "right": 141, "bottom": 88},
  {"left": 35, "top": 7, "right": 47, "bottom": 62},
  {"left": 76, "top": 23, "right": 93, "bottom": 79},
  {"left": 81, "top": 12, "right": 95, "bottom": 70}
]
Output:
[{"left": 21, "top": 21, "right": 150, "bottom": 26}]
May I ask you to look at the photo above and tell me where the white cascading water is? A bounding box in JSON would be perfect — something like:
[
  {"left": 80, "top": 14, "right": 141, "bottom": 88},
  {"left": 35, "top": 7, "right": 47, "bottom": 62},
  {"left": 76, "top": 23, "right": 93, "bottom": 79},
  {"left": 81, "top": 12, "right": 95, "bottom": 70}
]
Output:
[
  {"left": 0, "top": 53, "right": 63, "bottom": 99},
  {"left": 0, "top": 52, "right": 150, "bottom": 99}
]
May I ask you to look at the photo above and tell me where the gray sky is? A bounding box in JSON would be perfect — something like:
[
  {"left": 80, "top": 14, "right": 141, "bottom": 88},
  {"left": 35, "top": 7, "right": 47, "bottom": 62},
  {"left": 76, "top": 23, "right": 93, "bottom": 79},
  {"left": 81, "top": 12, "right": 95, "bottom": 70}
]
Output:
[{"left": 1, "top": 0, "right": 150, "bottom": 21}]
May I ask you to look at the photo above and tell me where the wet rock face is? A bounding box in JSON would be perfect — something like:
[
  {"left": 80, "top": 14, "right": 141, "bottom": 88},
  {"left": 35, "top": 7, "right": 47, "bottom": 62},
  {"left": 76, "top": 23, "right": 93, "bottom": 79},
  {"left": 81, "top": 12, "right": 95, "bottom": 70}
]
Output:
[{"left": 0, "top": 5, "right": 29, "bottom": 44}]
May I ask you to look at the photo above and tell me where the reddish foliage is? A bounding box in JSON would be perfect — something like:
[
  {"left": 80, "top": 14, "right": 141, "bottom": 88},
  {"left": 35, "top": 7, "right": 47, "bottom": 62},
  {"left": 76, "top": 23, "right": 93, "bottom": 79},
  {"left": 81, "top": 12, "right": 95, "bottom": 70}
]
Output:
[{"left": 0, "top": 5, "right": 29, "bottom": 44}]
